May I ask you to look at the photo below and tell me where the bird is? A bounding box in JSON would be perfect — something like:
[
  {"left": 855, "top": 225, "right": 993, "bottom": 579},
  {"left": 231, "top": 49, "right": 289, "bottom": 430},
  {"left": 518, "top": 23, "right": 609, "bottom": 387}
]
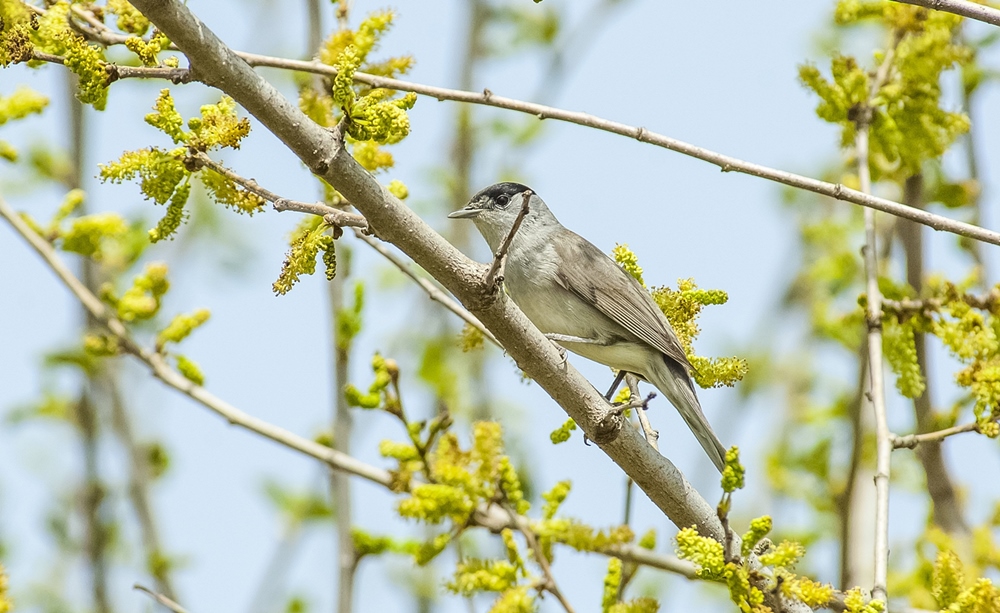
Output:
[{"left": 449, "top": 182, "right": 727, "bottom": 472}]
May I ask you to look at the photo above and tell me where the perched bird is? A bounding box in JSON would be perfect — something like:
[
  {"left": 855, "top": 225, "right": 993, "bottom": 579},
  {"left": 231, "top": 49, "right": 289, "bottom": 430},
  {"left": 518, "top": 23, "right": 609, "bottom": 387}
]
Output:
[{"left": 449, "top": 182, "right": 727, "bottom": 472}]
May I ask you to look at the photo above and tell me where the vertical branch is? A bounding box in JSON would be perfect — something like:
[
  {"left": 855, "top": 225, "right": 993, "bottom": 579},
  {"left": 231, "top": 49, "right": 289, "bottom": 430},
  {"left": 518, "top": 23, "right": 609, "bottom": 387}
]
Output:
[
  {"left": 856, "top": 122, "right": 891, "bottom": 604},
  {"left": 329, "top": 271, "right": 357, "bottom": 613},
  {"left": 448, "top": 0, "right": 487, "bottom": 227},
  {"left": 305, "top": 0, "right": 323, "bottom": 58},
  {"left": 837, "top": 345, "right": 871, "bottom": 589},
  {"left": 247, "top": 521, "right": 307, "bottom": 613},
  {"left": 897, "top": 174, "right": 969, "bottom": 537},
  {"left": 108, "top": 381, "right": 177, "bottom": 599},
  {"left": 66, "top": 69, "right": 112, "bottom": 613},
  {"left": 959, "top": 33, "right": 987, "bottom": 280},
  {"left": 77, "top": 391, "right": 111, "bottom": 613}
]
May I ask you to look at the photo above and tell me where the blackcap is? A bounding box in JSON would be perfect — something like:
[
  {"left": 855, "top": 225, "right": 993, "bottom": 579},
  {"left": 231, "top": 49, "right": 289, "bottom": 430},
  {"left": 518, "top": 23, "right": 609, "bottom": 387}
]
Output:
[{"left": 449, "top": 182, "right": 727, "bottom": 472}]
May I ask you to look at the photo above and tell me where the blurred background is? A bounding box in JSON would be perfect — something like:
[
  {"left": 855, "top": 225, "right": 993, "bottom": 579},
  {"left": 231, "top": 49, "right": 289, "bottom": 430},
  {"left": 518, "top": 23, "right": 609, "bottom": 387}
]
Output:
[{"left": 2, "top": 0, "right": 999, "bottom": 611}]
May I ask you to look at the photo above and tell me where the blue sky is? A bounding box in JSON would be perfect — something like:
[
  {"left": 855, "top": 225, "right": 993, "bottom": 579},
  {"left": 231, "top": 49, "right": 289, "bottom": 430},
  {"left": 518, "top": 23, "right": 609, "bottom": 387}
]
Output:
[{"left": 2, "top": 1, "right": 1000, "bottom": 611}]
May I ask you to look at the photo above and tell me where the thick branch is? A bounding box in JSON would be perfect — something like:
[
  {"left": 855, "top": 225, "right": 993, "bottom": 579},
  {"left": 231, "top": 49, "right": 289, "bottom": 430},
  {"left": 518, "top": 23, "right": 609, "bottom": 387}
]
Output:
[
  {"left": 126, "top": 0, "right": 726, "bottom": 542},
  {"left": 892, "top": 0, "right": 1000, "bottom": 26},
  {"left": 0, "top": 193, "right": 693, "bottom": 580}
]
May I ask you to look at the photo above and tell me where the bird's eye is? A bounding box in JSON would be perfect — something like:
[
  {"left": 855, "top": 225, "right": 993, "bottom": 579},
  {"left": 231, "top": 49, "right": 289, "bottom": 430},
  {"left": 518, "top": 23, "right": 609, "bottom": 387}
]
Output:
[{"left": 496, "top": 194, "right": 510, "bottom": 207}]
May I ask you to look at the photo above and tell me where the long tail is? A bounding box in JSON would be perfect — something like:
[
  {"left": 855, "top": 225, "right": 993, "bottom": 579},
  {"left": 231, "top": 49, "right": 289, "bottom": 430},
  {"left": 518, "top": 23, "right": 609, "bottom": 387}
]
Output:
[{"left": 646, "top": 358, "right": 727, "bottom": 473}]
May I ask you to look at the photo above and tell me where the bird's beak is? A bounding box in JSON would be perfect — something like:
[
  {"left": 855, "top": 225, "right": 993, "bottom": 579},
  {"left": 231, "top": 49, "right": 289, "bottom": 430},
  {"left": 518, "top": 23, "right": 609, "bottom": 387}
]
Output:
[{"left": 448, "top": 206, "right": 481, "bottom": 219}]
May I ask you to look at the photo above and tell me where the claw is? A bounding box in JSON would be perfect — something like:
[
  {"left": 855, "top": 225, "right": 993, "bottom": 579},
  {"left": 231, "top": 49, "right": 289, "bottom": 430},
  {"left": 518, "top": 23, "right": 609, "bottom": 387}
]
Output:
[{"left": 555, "top": 343, "right": 567, "bottom": 366}]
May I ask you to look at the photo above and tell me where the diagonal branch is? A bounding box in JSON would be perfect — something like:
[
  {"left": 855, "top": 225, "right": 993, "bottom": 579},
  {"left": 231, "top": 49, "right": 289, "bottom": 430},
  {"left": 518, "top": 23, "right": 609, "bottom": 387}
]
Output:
[
  {"left": 125, "top": 0, "right": 729, "bottom": 546},
  {"left": 510, "top": 509, "right": 576, "bottom": 613},
  {"left": 891, "top": 0, "right": 1000, "bottom": 27},
  {"left": 0, "top": 192, "right": 692, "bottom": 580},
  {"left": 240, "top": 52, "right": 1000, "bottom": 246}
]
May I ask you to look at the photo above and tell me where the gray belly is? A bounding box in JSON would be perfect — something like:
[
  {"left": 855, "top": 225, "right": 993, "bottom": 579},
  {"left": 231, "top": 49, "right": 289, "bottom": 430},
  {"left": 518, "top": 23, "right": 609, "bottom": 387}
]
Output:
[{"left": 503, "top": 261, "right": 656, "bottom": 377}]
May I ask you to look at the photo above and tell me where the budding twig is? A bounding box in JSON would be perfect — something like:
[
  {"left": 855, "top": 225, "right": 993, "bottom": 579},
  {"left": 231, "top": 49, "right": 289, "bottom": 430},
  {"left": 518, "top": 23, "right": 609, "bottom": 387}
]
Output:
[
  {"left": 510, "top": 509, "right": 576, "bottom": 613},
  {"left": 891, "top": 421, "right": 987, "bottom": 449}
]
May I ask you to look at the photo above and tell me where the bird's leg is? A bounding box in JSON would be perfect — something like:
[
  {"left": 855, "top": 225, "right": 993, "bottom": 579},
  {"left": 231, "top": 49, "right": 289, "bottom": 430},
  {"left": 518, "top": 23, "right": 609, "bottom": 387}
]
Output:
[{"left": 604, "top": 370, "right": 627, "bottom": 401}]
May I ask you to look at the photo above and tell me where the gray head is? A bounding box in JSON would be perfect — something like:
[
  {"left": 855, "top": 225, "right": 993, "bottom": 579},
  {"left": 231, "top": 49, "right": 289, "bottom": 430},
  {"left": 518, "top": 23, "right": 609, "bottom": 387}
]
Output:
[{"left": 448, "top": 182, "right": 559, "bottom": 251}]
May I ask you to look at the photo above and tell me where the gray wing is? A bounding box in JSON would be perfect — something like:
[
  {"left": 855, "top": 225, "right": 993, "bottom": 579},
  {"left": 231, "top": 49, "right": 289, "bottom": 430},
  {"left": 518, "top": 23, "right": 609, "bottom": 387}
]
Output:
[{"left": 552, "top": 234, "right": 692, "bottom": 372}]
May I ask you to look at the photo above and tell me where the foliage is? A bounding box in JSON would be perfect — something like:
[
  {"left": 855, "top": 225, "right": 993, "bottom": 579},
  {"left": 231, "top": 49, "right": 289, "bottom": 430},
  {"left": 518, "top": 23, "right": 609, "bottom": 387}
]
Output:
[
  {"left": 100, "top": 90, "right": 263, "bottom": 243},
  {"left": 0, "top": 563, "right": 10, "bottom": 613},
  {"left": 611, "top": 245, "right": 748, "bottom": 389},
  {"left": 33, "top": 2, "right": 108, "bottom": 109},
  {"left": 273, "top": 216, "right": 336, "bottom": 295},
  {"left": 800, "top": 1, "right": 971, "bottom": 178},
  {"left": 0, "top": 85, "right": 47, "bottom": 161},
  {"left": 2, "top": 1, "right": 1000, "bottom": 612}
]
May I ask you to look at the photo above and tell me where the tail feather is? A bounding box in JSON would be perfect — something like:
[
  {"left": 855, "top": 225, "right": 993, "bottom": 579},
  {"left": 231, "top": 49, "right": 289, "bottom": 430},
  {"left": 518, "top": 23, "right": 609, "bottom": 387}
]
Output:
[{"left": 647, "top": 360, "right": 727, "bottom": 473}]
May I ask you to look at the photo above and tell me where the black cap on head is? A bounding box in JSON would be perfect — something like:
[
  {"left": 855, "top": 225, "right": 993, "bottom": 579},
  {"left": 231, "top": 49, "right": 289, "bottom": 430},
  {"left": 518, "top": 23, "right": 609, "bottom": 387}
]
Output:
[{"left": 471, "top": 182, "right": 532, "bottom": 209}]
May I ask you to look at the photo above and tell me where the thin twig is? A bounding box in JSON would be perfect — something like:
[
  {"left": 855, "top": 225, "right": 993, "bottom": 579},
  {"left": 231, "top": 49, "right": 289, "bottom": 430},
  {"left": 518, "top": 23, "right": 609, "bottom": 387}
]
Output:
[
  {"left": 353, "top": 230, "right": 500, "bottom": 348},
  {"left": 239, "top": 58, "right": 1000, "bottom": 247},
  {"left": 856, "top": 43, "right": 898, "bottom": 605},
  {"left": 891, "top": 0, "right": 1000, "bottom": 27},
  {"left": 187, "top": 151, "right": 370, "bottom": 229},
  {"left": 0, "top": 193, "right": 390, "bottom": 485},
  {"left": 134, "top": 584, "right": 190, "bottom": 613},
  {"left": 891, "top": 422, "right": 983, "bottom": 449},
  {"left": 882, "top": 289, "right": 1000, "bottom": 317},
  {"left": 512, "top": 512, "right": 576, "bottom": 613},
  {"left": 485, "top": 190, "right": 532, "bottom": 288},
  {"left": 25, "top": 13, "right": 1000, "bottom": 248},
  {"left": 190, "top": 153, "right": 497, "bottom": 345}
]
